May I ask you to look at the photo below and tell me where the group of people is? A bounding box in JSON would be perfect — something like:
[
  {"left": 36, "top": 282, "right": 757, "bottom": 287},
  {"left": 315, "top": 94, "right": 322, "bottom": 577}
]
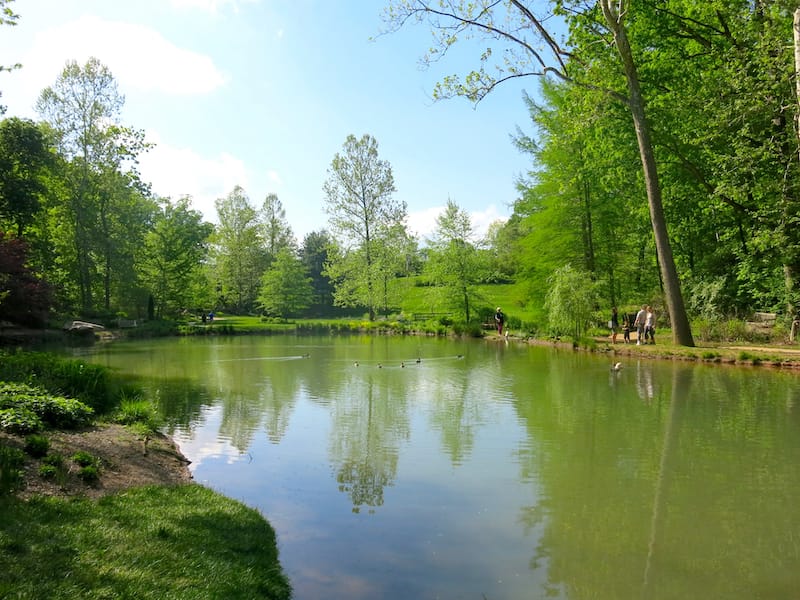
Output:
[{"left": 610, "top": 305, "right": 655, "bottom": 345}]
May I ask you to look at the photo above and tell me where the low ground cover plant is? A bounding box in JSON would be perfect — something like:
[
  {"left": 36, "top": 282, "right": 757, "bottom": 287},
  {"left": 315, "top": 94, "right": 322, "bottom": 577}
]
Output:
[{"left": 0, "top": 382, "right": 94, "bottom": 433}]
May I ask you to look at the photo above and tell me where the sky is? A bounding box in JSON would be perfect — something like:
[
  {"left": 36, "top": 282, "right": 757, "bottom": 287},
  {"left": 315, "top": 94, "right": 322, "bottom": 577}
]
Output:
[{"left": 0, "top": 0, "right": 540, "bottom": 242}]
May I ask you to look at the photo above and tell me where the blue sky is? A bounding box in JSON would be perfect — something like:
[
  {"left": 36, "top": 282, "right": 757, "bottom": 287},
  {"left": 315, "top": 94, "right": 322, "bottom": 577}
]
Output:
[{"left": 0, "top": 0, "right": 538, "bottom": 242}]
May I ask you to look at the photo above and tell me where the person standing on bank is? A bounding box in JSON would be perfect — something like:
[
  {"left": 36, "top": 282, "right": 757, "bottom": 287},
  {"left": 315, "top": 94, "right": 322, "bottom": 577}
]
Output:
[
  {"left": 495, "top": 307, "right": 505, "bottom": 336},
  {"left": 634, "top": 304, "right": 647, "bottom": 345},
  {"left": 622, "top": 311, "right": 632, "bottom": 343},
  {"left": 610, "top": 307, "right": 620, "bottom": 344},
  {"left": 645, "top": 306, "right": 656, "bottom": 344}
]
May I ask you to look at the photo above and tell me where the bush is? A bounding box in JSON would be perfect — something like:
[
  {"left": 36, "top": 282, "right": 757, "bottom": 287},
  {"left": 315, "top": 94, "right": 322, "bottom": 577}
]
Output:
[
  {"left": 0, "top": 407, "right": 43, "bottom": 434},
  {"left": 0, "top": 352, "right": 120, "bottom": 414},
  {"left": 24, "top": 434, "right": 50, "bottom": 458},
  {"left": 77, "top": 464, "right": 100, "bottom": 484},
  {"left": 71, "top": 450, "right": 97, "bottom": 467},
  {"left": 42, "top": 453, "right": 64, "bottom": 467},
  {"left": 38, "top": 464, "right": 58, "bottom": 479},
  {"left": 0, "top": 382, "right": 94, "bottom": 430}
]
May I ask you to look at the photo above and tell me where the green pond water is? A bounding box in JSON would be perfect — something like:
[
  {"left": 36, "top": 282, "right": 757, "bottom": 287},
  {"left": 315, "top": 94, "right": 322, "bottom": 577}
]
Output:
[{"left": 78, "top": 334, "right": 800, "bottom": 599}]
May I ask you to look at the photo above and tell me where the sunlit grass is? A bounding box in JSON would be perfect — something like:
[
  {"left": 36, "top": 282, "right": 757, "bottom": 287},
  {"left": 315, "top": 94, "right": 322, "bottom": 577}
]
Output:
[{"left": 0, "top": 484, "right": 291, "bottom": 599}]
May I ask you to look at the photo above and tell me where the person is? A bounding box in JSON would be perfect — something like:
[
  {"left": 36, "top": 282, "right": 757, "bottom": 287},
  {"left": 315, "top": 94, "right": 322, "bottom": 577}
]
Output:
[
  {"left": 622, "top": 311, "right": 631, "bottom": 344},
  {"left": 644, "top": 305, "right": 655, "bottom": 344},
  {"left": 634, "top": 304, "right": 647, "bottom": 345},
  {"left": 494, "top": 307, "right": 505, "bottom": 335},
  {"left": 610, "top": 307, "right": 620, "bottom": 344}
]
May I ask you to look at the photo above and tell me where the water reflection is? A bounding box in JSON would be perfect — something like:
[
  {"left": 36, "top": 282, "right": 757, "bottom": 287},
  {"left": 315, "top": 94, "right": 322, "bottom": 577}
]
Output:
[{"left": 80, "top": 337, "right": 800, "bottom": 599}]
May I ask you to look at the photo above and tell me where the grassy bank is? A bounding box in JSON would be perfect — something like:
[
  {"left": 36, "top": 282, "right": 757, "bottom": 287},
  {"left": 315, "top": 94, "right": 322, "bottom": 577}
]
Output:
[
  {"left": 0, "top": 351, "right": 291, "bottom": 599},
  {"left": 0, "top": 484, "right": 291, "bottom": 599}
]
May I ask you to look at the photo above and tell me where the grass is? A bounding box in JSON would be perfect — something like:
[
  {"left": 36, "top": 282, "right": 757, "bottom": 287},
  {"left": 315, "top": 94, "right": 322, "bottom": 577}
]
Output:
[{"left": 0, "top": 484, "right": 291, "bottom": 599}]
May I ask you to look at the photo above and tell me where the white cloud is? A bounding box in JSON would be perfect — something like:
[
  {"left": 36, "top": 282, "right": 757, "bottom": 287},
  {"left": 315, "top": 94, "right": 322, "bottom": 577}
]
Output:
[
  {"left": 407, "top": 205, "right": 444, "bottom": 240},
  {"left": 3, "top": 15, "right": 226, "bottom": 117},
  {"left": 139, "top": 130, "right": 250, "bottom": 223},
  {"left": 407, "top": 204, "right": 507, "bottom": 242}
]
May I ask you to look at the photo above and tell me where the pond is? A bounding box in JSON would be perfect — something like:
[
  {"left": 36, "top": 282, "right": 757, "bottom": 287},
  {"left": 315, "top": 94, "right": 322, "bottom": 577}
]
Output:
[{"left": 79, "top": 335, "right": 800, "bottom": 599}]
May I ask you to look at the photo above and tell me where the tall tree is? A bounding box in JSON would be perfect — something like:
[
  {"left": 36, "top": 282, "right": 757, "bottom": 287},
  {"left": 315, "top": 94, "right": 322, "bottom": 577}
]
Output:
[
  {"left": 213, "top": 185, "right": 264, "bottom": 313},
  {"left": 301, "top": 229, "right": 335, "bottom": 313},
  {"left": 256, "top": 247, "right": 313, "bottom": 318},
  {"left": 259, "top": 193, "right": 295, "bottom": 267},
  {"left": 36, "top": 57, "right": 146, "bottom": 313},
  {"left": 140, "top": 197, "right": 213, "bottom": 319},
  {"left": 425, "top": 199, "right": 484, "bottom": 323},
  {"left": 383, "top": 0, "right": 695, "bottom": 345},
  {"left": 0, "top": 117, "right": 52, "bottom": 236},
  {"left": 322, "top": 134, "right": 405, "bottom": 320}
]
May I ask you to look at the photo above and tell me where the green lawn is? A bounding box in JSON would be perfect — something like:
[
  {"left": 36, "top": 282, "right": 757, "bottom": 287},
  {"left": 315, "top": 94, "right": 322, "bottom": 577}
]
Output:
[{"left": 0, "top": 484, "right": 291, "bottom": 599}]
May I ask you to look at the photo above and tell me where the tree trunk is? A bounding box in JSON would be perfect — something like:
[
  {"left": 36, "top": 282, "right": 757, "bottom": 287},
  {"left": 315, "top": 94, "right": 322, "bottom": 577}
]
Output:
[{"left": 600, "top": 1, "right": 694, "bottom": 346}]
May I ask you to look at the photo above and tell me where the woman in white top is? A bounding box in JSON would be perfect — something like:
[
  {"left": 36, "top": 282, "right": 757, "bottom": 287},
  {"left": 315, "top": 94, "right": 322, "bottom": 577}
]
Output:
[{"left": 644, "top": 306, "right": 655, "bottom": 344}]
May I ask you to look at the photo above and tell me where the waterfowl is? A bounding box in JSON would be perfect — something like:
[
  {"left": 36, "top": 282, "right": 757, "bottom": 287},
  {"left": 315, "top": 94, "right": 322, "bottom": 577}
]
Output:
[{"left": 611, "top": 362, "right": 623, "bottom": 371}]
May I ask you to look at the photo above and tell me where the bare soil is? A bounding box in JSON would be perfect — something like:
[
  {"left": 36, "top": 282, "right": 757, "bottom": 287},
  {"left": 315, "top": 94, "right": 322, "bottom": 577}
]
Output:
[{"left": 2, "top": 424, "right": 193, "bottom": 500}]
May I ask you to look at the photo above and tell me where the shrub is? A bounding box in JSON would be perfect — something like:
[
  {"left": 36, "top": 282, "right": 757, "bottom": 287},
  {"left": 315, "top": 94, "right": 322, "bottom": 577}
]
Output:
[
  {"left": 24, "top": 434, "right": 50, "bottom": 458},
  {"left": 0, "top": 383, "right": 94, "bottom": 430},
  {"left": 0, "top": 407, "right": 43, "bottom": 434},
  {"left": 0, "top": 352, "right": 120, "bottom": 414},
  {"left": 0, "top": 444, "right": 25, "bottom": 495},
  {"left": 71, "top": 450, "right": 97, "bottom": 467},
  {"left": 42, "top": 453, "right": 64, "bottom": 467},
  {"left": 38, "top": 464, "right": 58, "bottom": 479},
  {"left": 77, "top": 464, "right": 100, "bottom": 484}
]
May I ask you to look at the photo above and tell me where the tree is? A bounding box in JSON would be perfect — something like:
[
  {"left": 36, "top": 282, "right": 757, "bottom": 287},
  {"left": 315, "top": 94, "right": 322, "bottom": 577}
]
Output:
[
  {"left": 256, "top": 247, "right": 313, "bottom": 318},
  {"left": 0, "top": 231, "right": 51, "bottom": 327},
  {"left": 213, "top": 185, "right": 264, "bottom": 313},
  {"left": 544, "top": 264, "right": 598, "bottom": 339},
  {"left": 140, "top": 197, "right": 213, "bottom": 319},
  {"left": 383, "top": 0, "right": 694, "bottom": 345},
  {"left": 36, "top": 57, "right": 148, "bottom": 313},
  {"left": 301, "top": 230, "right": 335, "bottom": 313},
  {"left": 259, "top": 193, "right": 296, "bottom": 267},
  {"left": 0, "top": 117, "right": 52, "bottom": 236},
  {"left": 322, "top": 134, "right": 406, "bottom": 320},
  {"left": 425, "top": 199, "right": 484, "bottom": 323}
]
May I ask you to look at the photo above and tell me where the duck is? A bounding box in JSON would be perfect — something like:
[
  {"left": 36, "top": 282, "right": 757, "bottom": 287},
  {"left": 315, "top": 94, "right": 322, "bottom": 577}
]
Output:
[
  {"left": 400, "top": 361, "right": 405, "bottom": 368},
  {"left": 353, "top": 361, "right": 359, "bottom": 367},
  {"left": 611, "top": 362, "right": 623, "bottom": 372},
  {"left": 416, "top": 357, "right": 421, "bottom": 364}
]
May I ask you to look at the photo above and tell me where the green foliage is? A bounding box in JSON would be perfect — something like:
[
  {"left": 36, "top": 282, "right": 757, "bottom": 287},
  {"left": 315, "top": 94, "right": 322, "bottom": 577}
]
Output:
[
  {"left": 42, "top": 452, "right": 64, "bottom": 467},
  {"left": 257, "top": 247, "right": 314, "bottom": 317},
  {"left": 424, "top": 199, "right": 485, "bottom": 323},
  {"left": 37, "top": 464, "right": 58, "bottom": 479},
  {"left": 322, "top": 134, "right": 405, "bottom": 320},
  {"left": 0, "top": 443, "right": 24, "bottom": 495},
  {"left": 77, "top": 464, "right": 99, "bottom": 484},
  {"left": 114, "top": 396, "right": 159, "bottom": 431},
  {"left": 212, "top": 185, "right": 267, "bottom": 314},
  {"left": 0, "top": 382, "right": 93, "bottom": 429},
  {"left": 544, "top": 265, "right": 599, "bottom": 339},
  {"left": 139, "top": 197, "right": 213, "bottom": 319},
  {"left": 0, "top": 351, "right": 120, "bottom": 414},
  {"left": 0, "top": 407, "right": 43, "bottom": 434},
  {"left": 23, "top": 434, "right": 49, "bottom": 458},
  {"left": 70, "top": 450, "right": 97, "bottom": 468}
]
